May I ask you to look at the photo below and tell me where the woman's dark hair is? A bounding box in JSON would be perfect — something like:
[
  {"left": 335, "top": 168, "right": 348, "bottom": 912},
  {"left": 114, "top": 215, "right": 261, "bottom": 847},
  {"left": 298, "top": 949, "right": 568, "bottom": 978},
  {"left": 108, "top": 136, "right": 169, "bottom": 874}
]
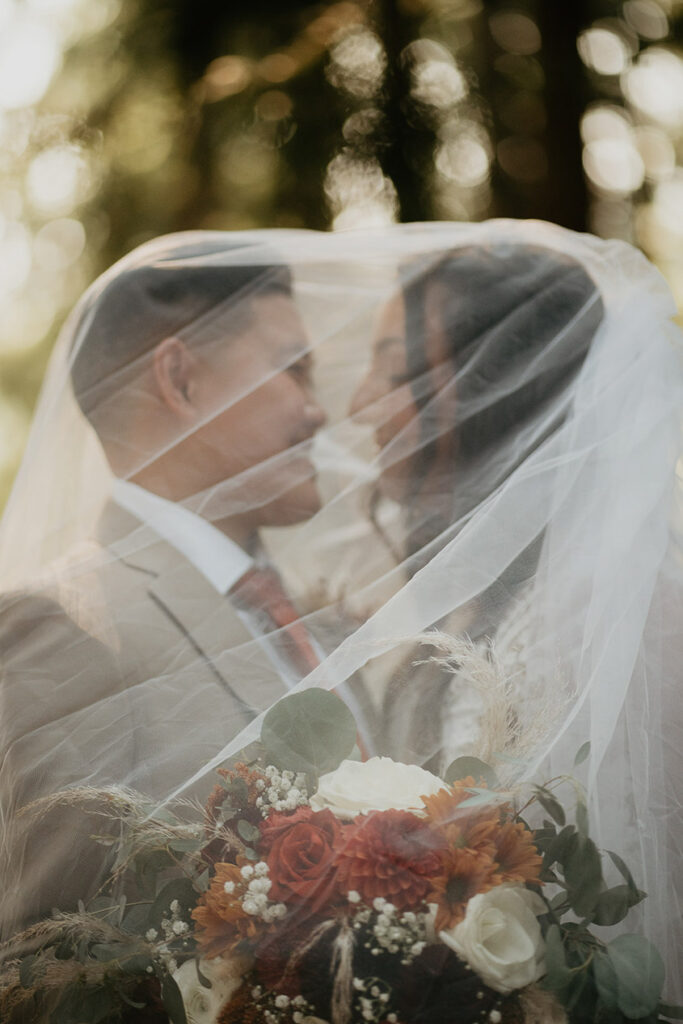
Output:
[
  {"left": 70, "top": 237, "right": 292, "bottom": 421},
  {"left": 398, "top": 242, "right": 604, "bottom": 547}
]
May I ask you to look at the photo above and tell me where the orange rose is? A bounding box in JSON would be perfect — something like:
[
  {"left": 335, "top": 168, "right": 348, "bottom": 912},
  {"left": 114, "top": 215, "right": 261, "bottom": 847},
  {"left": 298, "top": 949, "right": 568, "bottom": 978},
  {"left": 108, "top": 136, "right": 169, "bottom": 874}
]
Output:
[{"left": 262, "top": 807, "right": 345, "bottom": 913}]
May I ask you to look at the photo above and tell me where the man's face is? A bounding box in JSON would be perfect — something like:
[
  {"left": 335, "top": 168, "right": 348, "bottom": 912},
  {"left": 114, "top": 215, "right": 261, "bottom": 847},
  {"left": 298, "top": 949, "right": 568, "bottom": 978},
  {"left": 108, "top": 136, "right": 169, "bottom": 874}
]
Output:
[{"left": 186, "top": 291, "right": 326, "bottom": 529}]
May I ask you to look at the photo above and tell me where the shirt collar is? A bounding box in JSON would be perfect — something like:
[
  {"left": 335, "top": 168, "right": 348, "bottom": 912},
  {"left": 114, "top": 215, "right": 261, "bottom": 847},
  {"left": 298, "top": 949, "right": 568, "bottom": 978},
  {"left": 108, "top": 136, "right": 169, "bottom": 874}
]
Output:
[{"left": 111, "top": 478, "right": 253, "bottom": 594}]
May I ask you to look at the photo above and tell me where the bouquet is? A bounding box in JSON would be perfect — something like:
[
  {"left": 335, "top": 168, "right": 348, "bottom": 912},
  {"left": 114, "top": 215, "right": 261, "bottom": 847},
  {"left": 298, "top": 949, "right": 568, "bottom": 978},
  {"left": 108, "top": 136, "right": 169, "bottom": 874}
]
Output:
[{"left": 0, "top": 688, "right": 679, "bottom": 1024}]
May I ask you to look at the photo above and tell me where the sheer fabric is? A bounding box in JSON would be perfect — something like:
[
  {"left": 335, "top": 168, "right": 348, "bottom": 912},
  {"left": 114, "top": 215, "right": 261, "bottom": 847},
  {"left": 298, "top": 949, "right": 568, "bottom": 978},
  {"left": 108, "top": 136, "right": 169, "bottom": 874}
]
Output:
[{"left": 0, "top": 221, "right": 681, "bottom": 999}]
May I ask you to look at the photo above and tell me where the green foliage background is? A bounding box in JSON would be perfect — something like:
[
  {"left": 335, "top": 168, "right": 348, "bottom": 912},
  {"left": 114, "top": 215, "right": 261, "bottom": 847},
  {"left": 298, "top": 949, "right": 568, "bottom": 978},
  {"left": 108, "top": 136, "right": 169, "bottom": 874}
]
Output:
[{"left": 0, "top": 0, "right": 681, "bottom": 510}]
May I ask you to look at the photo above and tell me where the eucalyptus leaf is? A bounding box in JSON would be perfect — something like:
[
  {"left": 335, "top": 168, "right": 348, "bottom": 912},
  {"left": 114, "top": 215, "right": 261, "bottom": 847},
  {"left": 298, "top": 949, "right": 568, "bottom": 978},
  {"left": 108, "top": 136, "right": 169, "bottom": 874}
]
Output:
[
  {"left": 19, "top": 953, "right": 38, "bottom": 988},
  {"left": 592, "top": 884, "right": 646, "bottom": 927},
  {"left": 91, "top": 941, "right": 128, "bottom": 963},
  {"left": 196, "top": 957, "right": 213, "bottom": 989},
  {"left": 162, "top": 971, "right": 189, "bottom": 1024},
  {"left": 542, "top": 824, "right": 575, "bottom": 871},
  {"left": 562, "top": 833, "right": 603, "bottom": 918},
  {"left": 659, "top": 1003, "right": 683, "bottom": 1020},
  {"left": 121, "top": 953, "right": 154, "bottom": 975},
  {"left": 593, "top": 950, "right": 619, "bottom": 1010},
  {"left": 574, "top": 741, "right": 591, "bottom": 766},
  {"left": 541, "top": 924, "right": 573, "bottom": 993},
  {"left": 237, "top": 819, "right": 262, "bottom": 844},
  {"left": 169, "top": 838, "right": 203, "bottom": 854},
  {"left": 261, "top": 688, "right": 357, "bottom": 775},
  {"left": 148, "top": 877, "right": 198, "bottom": 931},
  {"left": 226, "top": 776, "right": 249, "bottom": 805},
  {"left": 549, "top": 890, "right": 569, "bottom": 911},
  {"left": 607, "top": 849, "right": 640, "bottom": 897},
  {"left": 121, "top": 902, "right": 152, "bottom": 935},
  {"left": 53, "top": 986, "right": 117, "bottom": 1024},
  {"left": 575, "top": 798, "right": 589, "bottom": 838},
  {"left": 534, "top": 786, "right": 566, "bottom": 826},
  {"left": 444, "top": 756, "right": 498, "bottom": 787},
  {"left": 607, "top": 934, "right": 665, "bottom": 1019}
]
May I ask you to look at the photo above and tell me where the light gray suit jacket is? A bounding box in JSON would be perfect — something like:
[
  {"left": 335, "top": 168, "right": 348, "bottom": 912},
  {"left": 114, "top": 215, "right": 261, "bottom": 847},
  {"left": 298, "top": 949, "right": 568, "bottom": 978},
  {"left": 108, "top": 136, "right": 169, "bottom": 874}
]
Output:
[{"left": 0, "top": 502, "right": 294, "bottom": 932}]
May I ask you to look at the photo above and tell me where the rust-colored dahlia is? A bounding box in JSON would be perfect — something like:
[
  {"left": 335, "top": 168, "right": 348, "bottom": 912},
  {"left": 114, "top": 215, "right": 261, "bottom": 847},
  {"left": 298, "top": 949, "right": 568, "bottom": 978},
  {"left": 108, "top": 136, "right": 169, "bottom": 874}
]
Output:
[
  {"left": 192, "top": 862, "right": 259, "bottom": 957},
  {"left": 335, "top": 809, "right": 445, "bottom": 910},
  {"left": 492, "top": 820, "right": 543, "bottom": 884},
  {"left": 428, "top": 847, "right": 499, "bottom": 930}
]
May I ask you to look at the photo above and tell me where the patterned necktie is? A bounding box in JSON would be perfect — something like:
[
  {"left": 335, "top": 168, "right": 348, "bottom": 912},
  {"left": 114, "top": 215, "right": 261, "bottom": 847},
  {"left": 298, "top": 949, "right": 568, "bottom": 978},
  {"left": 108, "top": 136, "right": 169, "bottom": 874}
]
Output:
[{"left": 230, "top": 565, "right": 320, "bottom": 677}]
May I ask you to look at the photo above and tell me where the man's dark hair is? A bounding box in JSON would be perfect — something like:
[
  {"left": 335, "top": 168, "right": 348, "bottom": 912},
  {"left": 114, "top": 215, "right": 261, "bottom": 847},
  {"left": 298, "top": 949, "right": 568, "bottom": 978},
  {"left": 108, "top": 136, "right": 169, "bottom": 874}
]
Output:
[{"left": 70, "top": 237, "right": 292, "bottom": 419}]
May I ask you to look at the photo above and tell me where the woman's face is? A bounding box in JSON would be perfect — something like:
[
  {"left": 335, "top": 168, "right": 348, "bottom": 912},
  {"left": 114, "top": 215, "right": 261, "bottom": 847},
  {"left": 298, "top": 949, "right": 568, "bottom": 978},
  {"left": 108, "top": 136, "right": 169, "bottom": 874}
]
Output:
[{"left": 350, "top": 286, "right": 455, "bottom": 501}]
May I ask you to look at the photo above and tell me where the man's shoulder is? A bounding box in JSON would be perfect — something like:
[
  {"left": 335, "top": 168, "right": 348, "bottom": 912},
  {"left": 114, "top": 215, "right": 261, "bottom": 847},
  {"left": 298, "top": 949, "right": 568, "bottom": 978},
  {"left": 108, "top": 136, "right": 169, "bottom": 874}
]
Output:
[{"left": 0, "top": 540, "right": 129, "bottom": 651}]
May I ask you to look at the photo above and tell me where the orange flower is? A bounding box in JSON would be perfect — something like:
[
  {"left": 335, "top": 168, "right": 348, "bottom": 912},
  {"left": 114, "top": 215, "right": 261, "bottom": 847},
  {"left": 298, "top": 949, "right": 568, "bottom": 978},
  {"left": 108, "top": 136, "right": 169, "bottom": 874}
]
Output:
[
  {"left": 422, "top": 777, "right": 509, "bottom": 858},
  {"left": 420, "top": 777, "right": 479, "bottom": 828},
  {"left": 335, "top": 810, "right": 445, "bottom": 910},
  {"left": 192, "top": 863, "right": 259, "bottom": 957},
  {"left": 492, "top": 821, "right": 543, "bottom": 885},
  {"left": 427, "top": 847, "right": 499, "bottom": 931}
]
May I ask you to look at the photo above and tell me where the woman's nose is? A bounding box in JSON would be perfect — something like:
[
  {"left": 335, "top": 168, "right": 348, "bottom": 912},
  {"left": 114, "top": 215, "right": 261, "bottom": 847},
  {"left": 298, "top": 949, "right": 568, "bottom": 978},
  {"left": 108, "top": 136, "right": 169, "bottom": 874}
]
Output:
[{"left": 349, "top": 372, "right": 380, "bottom": 423}]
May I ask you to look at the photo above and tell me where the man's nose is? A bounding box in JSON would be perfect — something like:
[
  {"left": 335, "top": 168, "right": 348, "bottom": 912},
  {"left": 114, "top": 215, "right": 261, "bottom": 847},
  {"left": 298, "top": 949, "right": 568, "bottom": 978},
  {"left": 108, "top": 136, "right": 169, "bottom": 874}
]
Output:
[{"left": 305, "top": 393, "right": 327, "bottom": 431}]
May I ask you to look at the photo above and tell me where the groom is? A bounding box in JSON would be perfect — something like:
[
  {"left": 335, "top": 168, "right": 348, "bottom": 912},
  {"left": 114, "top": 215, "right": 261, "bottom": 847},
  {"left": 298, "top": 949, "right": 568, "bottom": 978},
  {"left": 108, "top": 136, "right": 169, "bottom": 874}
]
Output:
[{"left": 0, "top": 237, "right": 348, "bottom": 931}]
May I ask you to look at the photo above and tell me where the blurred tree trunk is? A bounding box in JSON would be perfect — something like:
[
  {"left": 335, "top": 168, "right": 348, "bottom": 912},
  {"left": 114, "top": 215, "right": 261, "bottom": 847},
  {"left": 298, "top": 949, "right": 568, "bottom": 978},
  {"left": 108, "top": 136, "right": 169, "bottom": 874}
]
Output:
[
  {"left": 375, "top": 0, "right": 433, "bottom": 222},
  {"left": 536, "top": 0, "right": 590, "bottom": 230}
]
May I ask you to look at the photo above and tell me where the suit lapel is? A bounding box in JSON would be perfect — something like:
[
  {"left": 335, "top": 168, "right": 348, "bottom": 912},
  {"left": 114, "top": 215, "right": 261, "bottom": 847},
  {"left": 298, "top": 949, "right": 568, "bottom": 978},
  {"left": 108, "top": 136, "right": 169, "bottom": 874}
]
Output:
[{"left": 97, "top": 501, "right": 288, "bottom": 714}]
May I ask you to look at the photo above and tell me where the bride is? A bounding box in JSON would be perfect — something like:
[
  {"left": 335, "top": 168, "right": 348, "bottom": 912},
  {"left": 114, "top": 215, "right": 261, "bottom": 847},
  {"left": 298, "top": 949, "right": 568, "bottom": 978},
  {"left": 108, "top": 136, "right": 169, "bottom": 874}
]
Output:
[
  {"left": 348, "top": 239, "right": 604, "bottom": 771},
  {"left": 0, "top": 221, "right": 680, "bottom": 1015}
]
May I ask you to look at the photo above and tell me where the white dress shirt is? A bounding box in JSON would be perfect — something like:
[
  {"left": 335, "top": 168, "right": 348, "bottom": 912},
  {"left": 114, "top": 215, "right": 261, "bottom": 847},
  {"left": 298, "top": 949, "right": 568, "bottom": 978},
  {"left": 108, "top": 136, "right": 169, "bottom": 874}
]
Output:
[{"left": 112, "top": 478, "right": 253, "bottom": 594}]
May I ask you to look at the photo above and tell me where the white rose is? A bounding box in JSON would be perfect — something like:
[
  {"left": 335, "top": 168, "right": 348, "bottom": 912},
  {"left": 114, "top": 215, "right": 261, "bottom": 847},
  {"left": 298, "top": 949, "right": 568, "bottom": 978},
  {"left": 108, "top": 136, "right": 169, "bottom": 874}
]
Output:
[
  {"left": 310, "top": 756, "right": 445, "bottom": 818},
  {"left": 173, "top": 954, "right": 252, "bottom": 1024},
  {"left": 439, "top": 886, "right": 546, "bottom": 995}
]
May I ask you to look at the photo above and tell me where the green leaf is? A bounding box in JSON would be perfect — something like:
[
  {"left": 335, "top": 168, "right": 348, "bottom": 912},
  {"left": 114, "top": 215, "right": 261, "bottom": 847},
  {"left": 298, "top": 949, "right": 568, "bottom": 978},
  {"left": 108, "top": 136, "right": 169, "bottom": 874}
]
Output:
[
  {"left": 196, "top": 957, "right": 213, "bottom": 989},
  {"left": 659, "top": 1003, "right": 683, "bottom": 1020},
  {"left": 575, "top": 797, "right": 589, "bottom": 838},
  {"left": 444, "top": 756, "right": 498, "bottom": 787},
  {"left": 574, "top": 741, "right": 591, "bottom": 766},
  {"left": 594, "top": 950, "right": 619, "bottom": 1010},
  {"left": 549, "top": 890, "right": 569, "bottom": 911},
  {"left": 541, "top": 924, "right": 573, "bottom": 993},
  {"left": 592, "top": 884, "right": 646, "bottom": 927},
  {"left": 237, "top": 819, "right": 262, "bottom": 844},
  {"left": 607, "top": 934, "right": 665, "bottom": 1019},
  {"left": 91, "top": 941, "right": 129, "bottom": 963},
  {"left": 607, "top": 849, "right": 640, "bottom": 897},
  {"left": 562, "top": 833, "right": 603, "bottom": 918},
  {"left": 225, "top": 776, "right": 249, "bottom": 805},
  {"left": 542, "top": 824, "right": 576, "bottom": 871},
  {"left": 148, "top": 877, "right": 198, "bottom": 932},
  {"left": 52, "top": 986, "right": 117, "bottom": 1024},
  {"left": 261, "top": 688, "right": 357, "bottom": 775},
  {"left": 121, "top": 953, "right": 154, "bottom": 975},
  {"left": 19, "top": 953, "right": 38, "bottom": 988},
  {"left": 121, "top": 902, "right": 153, "bottom": 935},
  {"left": 534, "top": 786, "right": 566, "bottom": 826},
  {"left": 169, "top": 837, "right": 202, "bottom": 854},
  {"left": 162, "top": 971, "right": 189, "bottom": 1024}
]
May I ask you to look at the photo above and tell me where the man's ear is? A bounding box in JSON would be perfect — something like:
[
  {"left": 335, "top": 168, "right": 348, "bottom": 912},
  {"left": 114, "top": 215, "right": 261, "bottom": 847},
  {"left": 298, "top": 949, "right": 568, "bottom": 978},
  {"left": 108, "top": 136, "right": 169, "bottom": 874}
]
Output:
[{"left": 153, "top": 337, "right": 197, "bottom": 419}]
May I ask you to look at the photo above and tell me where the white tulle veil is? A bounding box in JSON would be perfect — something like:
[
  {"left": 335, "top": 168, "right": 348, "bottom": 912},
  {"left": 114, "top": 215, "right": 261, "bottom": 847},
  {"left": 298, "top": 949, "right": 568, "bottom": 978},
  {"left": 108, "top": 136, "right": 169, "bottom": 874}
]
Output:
[{"left": 0, "top": 221, "right": 681, "bottom": 1001}]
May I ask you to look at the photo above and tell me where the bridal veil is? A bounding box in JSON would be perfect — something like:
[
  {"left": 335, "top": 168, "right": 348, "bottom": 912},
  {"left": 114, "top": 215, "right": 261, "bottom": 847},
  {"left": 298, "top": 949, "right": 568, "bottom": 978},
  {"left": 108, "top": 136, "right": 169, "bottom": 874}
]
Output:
[{"left": 0, "top": 221, "right": 681, "bottom": 1001}]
